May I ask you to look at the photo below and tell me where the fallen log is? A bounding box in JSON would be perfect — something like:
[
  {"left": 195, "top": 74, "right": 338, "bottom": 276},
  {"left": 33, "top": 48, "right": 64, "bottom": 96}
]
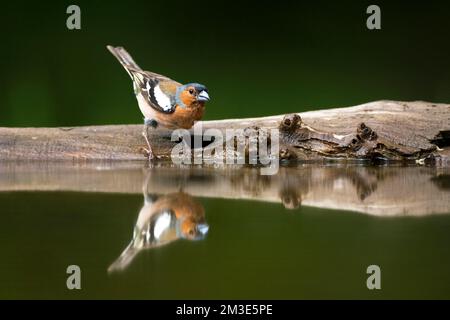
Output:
[{"left": 0, "top": 100, "right": 449, "bottom": 164}]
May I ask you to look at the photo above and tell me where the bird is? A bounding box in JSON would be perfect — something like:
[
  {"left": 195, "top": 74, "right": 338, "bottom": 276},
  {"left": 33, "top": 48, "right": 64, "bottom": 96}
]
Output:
[
  {"left": 108, "top": 171, "right": 209, "bottom": 272},
  {"left": 107, "top": 45, "right": 210, "bottom": 160}
]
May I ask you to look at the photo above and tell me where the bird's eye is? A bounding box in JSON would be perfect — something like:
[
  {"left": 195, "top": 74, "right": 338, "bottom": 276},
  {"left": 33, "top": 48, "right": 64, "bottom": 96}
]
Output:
[{"left": 188, "top": 89, "right": 194, "bottom": 95}]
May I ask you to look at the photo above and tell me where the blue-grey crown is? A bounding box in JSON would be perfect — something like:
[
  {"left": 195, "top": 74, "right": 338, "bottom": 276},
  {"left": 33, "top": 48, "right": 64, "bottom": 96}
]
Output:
[{"left": 185, "top": 83, "right": 208, "bottom": 92}]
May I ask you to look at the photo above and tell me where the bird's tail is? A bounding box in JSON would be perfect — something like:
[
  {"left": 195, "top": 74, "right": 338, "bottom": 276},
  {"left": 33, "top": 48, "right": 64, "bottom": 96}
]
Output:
[
  {"left": 107, "top": 240, "right": 140, "bottom": 273},
  {"left": 107, "top": 45, "right": 142, "bottom": 79}
]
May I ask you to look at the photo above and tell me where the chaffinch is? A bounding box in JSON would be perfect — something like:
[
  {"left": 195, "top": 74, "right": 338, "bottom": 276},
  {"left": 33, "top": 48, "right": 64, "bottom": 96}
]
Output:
[
  {"left": 107, "top": 45, "right": 210, "bottom": 160},
  {"left": 108, "top": 191, "right": 209, "bottom": 272}
]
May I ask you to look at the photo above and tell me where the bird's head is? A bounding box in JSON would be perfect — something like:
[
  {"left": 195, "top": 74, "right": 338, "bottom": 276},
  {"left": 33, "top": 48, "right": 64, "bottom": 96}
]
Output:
[
  {"left": 176, "top": 83, "right": 210, "bottom": 108},
  {"left": 179, "top": 218, "right": 209, "bottom": 241}
]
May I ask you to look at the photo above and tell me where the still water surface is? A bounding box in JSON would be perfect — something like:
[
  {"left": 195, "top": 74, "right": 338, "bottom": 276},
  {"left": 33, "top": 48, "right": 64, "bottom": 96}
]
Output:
[{"left": 0, "top": 162, "right": 449, "bottom": 299}]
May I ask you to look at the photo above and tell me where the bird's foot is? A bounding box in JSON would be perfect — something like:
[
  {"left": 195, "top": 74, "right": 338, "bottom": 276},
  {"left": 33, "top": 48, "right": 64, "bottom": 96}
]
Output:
[{"left": 140, "top": 147, "right": 155, "bottom": 161}]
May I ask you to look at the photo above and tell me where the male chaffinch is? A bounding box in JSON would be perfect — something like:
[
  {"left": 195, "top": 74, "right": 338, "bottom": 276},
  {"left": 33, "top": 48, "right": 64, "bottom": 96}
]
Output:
[
  {"left": 108, "top": 191, "right": 209, "bottom": 272},
  {"left": 107, "top": 45, "right": 210, "bottom": 160}
]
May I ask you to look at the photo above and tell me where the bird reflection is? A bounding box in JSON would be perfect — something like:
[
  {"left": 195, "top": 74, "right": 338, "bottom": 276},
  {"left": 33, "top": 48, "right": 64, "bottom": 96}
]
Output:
[{"left": 108, "top": 173, "right": 208, "bottom": 273}]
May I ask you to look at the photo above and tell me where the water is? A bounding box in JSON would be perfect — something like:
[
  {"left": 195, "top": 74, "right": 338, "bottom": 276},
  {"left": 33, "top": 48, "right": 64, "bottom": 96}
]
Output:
[{"left": 0, "top": 162, "right": 449, "bottom": 299}]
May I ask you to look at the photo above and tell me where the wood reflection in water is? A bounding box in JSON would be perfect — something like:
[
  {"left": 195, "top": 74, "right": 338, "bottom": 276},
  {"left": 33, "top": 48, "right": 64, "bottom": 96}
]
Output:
[{"left": 0, "top": 162, "right": 449, "bottom": 216}]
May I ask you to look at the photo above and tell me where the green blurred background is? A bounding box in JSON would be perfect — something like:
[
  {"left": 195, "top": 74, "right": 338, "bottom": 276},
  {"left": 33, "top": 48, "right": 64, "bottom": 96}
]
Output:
[{"left": 0, "top": 0, "right": 449, "bottom": 127}]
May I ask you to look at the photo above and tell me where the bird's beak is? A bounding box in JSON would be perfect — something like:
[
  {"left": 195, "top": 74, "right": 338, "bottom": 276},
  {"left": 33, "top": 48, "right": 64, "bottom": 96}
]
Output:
[
  {"left": 197, "top": 90, "right": 210, "bottom": 102},
  {"left": 197, "top": 223, "right": 209, "bottom": 235}
]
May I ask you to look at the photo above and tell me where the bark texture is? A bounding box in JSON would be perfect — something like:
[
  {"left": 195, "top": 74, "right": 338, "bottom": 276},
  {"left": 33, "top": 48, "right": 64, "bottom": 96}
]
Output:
[{"left": 0, "top": 100, "right": 449, "bottom": 164}]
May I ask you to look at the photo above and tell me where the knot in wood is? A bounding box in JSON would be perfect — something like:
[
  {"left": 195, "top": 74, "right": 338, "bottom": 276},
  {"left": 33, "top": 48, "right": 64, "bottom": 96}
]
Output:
[{"left": 280, "top": 114, "right": 302, "bottom": 132}]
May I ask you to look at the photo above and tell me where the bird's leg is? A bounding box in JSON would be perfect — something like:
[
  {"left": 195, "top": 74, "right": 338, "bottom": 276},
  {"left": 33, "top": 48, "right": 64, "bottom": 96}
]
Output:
[
  {"left": 142, "top": 167, "right": 151, "bottom": 195},
  {"left": 142, "top": 167, "right": 158, "bottom": 204},
  {"left": 142, "top": 125, "right": 154, "bottom": 160},
  {"left": 142, "top": 120, "right": 157, "bottom": 160}
]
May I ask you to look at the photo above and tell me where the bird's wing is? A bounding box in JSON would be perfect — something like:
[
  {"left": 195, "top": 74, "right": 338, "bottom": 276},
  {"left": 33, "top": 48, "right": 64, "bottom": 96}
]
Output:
[
  {"left": 107, "top": 45, "right": 181, "bottom": 114},
  {"left": 133, "top": 73, "right": 182, "bottom": 114}
]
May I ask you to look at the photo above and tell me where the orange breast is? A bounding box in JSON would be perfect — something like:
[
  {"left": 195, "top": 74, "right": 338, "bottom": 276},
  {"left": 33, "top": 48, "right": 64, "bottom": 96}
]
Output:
[
  {"left": 155, "top": 102, "right": 205, "bottom": 129},
  {"left": 152, "top": 192, "right": 205, "bottom": 219}
]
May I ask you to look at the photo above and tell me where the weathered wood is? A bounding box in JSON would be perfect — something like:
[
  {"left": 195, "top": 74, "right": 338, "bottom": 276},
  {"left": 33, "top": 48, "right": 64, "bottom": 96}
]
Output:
[
  {"left": 0, "top": 162, "right": 449, "bottom": 216},
  {"left": 0, "top": 100, "right": 449, "bottom": 164}
]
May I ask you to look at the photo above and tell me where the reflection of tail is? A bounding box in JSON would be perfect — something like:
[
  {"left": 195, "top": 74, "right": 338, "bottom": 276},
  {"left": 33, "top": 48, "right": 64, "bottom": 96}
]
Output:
[{"left": 107, "top": 240, "right": 139, "bottom": 273}]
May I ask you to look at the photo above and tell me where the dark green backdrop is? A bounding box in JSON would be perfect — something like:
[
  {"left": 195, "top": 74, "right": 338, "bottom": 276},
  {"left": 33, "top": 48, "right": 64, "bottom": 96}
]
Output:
[{"left": 1, "top": 0, "right": 449, "bottom": 127}]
